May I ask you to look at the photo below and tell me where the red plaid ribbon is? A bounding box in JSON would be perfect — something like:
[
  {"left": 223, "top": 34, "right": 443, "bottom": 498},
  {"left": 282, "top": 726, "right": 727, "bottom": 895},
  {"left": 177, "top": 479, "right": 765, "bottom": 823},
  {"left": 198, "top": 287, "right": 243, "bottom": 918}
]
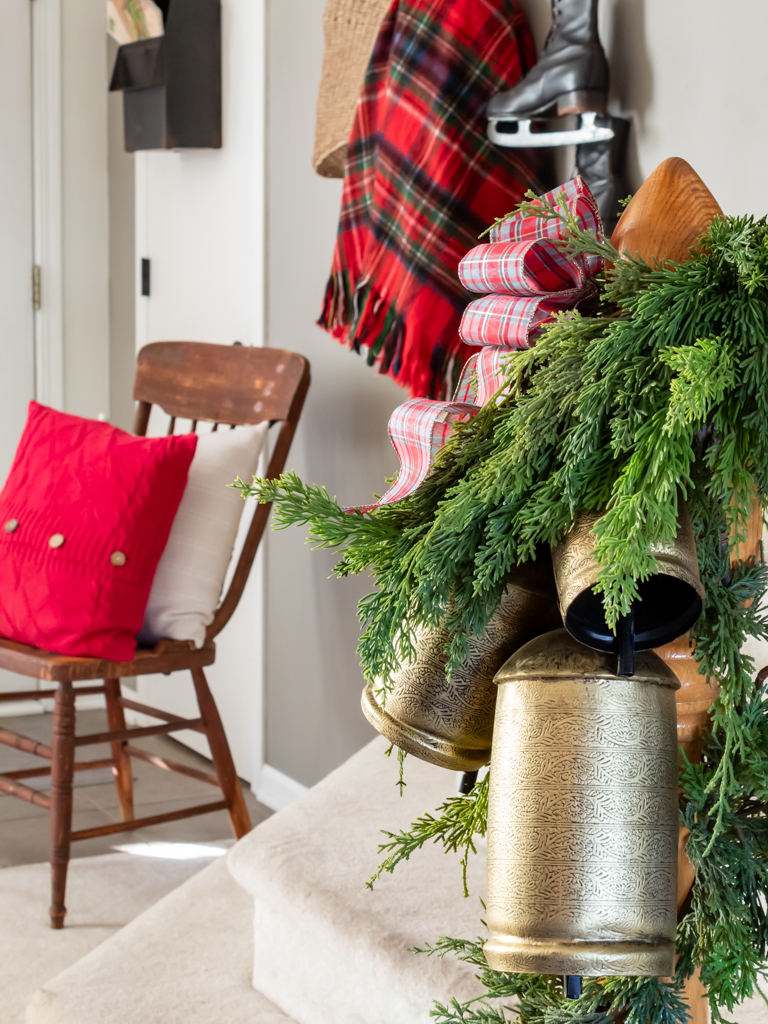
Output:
[
  {"left": 354, "top": 177, "right": 602, "bottom": 510},
  {"left": 458, "top": 238, "right": 588, "bottom": 295},
  {"left": 459, "top": 294, "right": 572, "bottom": 349},
  {"left": 377, "top": 399, "right": 479, "bottom": 505},
  {"left": 453, "top": 348, "right": 509, "bottom": 406},
  {"left": 490, "top": 175, "right": 603, "bottom": 279}
]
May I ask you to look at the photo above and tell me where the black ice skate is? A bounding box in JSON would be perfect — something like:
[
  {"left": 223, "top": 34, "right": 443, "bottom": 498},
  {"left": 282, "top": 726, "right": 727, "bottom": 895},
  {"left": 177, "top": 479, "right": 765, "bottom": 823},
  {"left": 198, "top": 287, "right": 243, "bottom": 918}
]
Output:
[{"left": 487, "top": 0, "right": 613, "bottom": 148}]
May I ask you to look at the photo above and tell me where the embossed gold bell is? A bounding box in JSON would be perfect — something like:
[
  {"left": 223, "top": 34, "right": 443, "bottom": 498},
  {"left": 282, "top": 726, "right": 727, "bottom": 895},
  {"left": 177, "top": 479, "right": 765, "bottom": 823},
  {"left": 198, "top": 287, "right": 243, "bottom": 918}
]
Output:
[
  {"left": 485, "top": 628, "right": 679, "bottom": 977},
  {"left": 552, "top": 505, "right": 705, "bottom": 653},
  {"left": 361, "top": 559, "right": 561, "bottom": 771}
]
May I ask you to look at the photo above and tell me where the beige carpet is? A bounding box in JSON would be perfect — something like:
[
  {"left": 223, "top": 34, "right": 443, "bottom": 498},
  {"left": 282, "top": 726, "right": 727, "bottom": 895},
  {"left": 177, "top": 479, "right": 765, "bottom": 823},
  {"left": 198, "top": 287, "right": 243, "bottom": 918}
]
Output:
[
  {"left": 0, "top": 845, "right": 226, "bottom": 1023},
  {"left": 26, "top": 854, "right": 290, "bottom": 1024}
]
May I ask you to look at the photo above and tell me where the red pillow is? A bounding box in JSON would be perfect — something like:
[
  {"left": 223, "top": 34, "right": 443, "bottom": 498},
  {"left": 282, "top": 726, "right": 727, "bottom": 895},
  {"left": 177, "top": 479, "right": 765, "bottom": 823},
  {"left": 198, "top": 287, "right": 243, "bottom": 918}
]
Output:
[{"left": 0, "top": 402, "right": 197, "bottom": 661}]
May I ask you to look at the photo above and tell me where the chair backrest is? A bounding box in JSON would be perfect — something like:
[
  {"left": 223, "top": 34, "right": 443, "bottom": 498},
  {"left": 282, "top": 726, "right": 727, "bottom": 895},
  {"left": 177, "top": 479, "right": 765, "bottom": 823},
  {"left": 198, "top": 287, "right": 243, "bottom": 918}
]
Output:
[{"left": 132, "top": 341, "right": 310, "bottom": 642}]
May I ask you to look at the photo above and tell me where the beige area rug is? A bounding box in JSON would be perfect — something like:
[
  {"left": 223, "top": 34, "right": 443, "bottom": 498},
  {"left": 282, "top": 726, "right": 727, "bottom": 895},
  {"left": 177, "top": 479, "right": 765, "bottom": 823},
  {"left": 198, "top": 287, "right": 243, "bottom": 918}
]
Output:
[{"left": 0, "top": 845, "right": 227, "bottom": 1023}]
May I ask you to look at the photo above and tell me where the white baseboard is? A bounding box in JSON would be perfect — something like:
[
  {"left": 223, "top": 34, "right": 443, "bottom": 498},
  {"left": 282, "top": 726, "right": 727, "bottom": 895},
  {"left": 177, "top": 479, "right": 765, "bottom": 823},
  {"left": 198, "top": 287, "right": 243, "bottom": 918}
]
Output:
[
  {"left": 256, "top": 764, "right": 308, "bottom": 811},
  {"left": 0, "top": 699, "right": 49, "bottom": 718},
  {"left": 0, "top": 693, "right": 106, "bottom": 718}
]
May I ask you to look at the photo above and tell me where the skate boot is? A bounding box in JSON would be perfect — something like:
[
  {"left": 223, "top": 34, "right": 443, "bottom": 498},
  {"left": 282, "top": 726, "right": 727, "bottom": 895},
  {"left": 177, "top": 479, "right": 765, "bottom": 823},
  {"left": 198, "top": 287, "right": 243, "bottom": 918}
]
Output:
[{"left": 487, "top": 0, "right": 612, "bottom": 148}]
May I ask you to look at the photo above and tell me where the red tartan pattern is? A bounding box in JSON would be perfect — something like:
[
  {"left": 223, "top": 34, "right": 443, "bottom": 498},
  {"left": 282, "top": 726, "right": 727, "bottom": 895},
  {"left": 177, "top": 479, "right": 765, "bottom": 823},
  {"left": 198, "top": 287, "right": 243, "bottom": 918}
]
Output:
[
  {"left": 318, "top": 0, "right": 540, "bottom": 399},
  {"left": 458, "top": 238, "right": 588, "bottom": 295},
  {"left": 453, "top": 347, "right": 510, "bottom": 406},
  {"left": 452, "top": 352, "right": 480, "bottom": 404},
  {"left": 378, "top": 398, "right": 478, "bottom": 505},
  {"left": 490, "top": 174, "right": 604, "bottom": 279},
  {"left": 459, "top": 294, "right": 569, "bottom": 348},
  {"left": 350, "top": 177, "right": 603, "bottom": 511}
]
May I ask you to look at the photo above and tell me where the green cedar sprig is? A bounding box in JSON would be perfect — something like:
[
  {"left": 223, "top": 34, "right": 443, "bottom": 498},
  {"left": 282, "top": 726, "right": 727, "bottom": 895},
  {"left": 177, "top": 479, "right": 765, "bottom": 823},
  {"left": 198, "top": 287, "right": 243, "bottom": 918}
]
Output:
[
  {"left": 367, "top": 774, "right": 488, "bottom": 898},
  {"left": 417, "top": 935, "right": 690, "bottom": 1024},
  {"left": 238, "top": 214, "right": 768, "bottom": 687}
]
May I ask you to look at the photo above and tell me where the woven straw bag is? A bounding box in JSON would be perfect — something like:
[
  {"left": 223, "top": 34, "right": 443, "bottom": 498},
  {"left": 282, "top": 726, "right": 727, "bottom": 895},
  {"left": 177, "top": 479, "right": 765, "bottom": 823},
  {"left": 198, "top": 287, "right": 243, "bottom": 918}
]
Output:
[{"left": 313, "top": 0, "right": 392, "bottom": 178}]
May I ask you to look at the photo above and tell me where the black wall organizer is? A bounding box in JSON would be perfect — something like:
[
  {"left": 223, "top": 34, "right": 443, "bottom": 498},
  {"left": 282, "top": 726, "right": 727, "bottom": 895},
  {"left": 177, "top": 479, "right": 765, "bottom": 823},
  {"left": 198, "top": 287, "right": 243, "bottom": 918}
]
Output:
[{"left": 109, "top": 0, "right": 221, "bottom": 152}]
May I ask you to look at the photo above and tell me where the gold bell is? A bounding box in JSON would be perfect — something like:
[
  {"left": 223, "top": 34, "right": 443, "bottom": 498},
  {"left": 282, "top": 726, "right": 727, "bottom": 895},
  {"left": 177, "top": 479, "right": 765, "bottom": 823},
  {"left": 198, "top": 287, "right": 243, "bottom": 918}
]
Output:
[
  {"left": 552, "top": 505, "right": 705, "bottom": 653},
  {"left": 361, "top": 559, "right": 561, "bottom": 771},
  {"left": 485, "top": 628, "right": 679, "bottom": 977}
]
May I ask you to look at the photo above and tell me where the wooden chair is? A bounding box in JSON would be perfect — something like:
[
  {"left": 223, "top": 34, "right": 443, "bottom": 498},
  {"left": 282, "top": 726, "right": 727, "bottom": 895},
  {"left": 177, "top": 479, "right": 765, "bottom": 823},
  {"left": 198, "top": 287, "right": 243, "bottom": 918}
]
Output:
[{"left": 0, "top": 341, "right": 310, "bottom": 928}]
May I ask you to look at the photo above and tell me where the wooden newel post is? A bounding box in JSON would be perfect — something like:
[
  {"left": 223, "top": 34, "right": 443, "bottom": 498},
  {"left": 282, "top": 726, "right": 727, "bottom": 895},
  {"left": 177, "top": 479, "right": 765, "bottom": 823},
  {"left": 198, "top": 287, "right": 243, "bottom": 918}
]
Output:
[{"left": 611, "top": 156, "right": 763, "bottom": 1022}]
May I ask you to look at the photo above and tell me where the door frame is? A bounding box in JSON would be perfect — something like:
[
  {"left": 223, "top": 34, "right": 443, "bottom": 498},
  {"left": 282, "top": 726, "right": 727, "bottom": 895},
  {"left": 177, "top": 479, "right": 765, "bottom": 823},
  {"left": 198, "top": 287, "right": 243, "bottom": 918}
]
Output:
[
  {"left": 31, "top": 0, "right": 64, "bottom": 409},
  {"left": 0, "top": 0, "right": 66, "bottom": 717}
]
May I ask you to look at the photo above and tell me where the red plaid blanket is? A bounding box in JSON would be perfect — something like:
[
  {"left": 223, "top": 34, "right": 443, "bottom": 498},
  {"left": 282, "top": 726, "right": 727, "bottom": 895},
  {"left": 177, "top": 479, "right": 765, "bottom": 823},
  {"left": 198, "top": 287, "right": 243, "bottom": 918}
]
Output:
[{"left": 318, "top": 0, "right": 540, "bottom": 399}]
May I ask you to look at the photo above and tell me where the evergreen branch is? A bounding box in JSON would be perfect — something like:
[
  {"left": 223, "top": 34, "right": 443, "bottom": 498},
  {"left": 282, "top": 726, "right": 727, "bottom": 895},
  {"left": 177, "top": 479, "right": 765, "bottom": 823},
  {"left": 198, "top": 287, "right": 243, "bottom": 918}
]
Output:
[
  {"left": 244, "top": 208, "right": 768, "bottom": 1023},
  {"left": 420, "top": 936, "right": 689, "bottom": 1024},
  {"left": 367, "top": 774, "right": 488, "bottom": 897}
]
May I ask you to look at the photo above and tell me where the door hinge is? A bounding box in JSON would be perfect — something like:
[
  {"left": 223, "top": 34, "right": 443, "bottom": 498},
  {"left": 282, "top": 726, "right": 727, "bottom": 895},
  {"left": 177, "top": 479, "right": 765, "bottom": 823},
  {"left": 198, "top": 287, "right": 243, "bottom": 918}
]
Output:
[
  {"left": 32, "top": 265, "right": 41, "bottom": 311},
  {"left": 141, "top": 258, "right": 151, "bottom": 296}
]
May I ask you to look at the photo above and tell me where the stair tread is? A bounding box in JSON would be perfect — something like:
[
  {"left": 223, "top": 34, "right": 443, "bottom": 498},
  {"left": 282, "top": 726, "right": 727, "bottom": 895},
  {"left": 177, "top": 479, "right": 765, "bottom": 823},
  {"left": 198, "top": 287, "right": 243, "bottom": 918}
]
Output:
[{"left": 228, "top": 737, "right": 487, "bottom": 1024}]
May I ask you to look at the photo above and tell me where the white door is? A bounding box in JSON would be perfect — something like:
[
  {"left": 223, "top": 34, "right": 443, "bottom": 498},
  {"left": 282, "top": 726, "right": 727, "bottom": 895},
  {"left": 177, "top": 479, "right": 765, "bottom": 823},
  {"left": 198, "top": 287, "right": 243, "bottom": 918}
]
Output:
[
  {"left": 130, "top": 0, "right": 267, "bottom": 784},
  {"left": 0, "top": 2, "right": 37, "bottom": 703},
  {"left": 0, "top": 1, "right": 36, "bottom": 482}
]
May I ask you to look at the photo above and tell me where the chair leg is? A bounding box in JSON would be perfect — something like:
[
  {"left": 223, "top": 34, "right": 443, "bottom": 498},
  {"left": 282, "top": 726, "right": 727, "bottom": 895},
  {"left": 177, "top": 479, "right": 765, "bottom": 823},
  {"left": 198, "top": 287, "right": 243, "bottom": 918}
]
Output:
[
  {"left": 191, "top": 668, "right": 252, "bottom": 839},
  {"left": 50, "top": 682, "right": 75, "bottom": 929},
  {"left": 104, "top": 677, "right": 134, "bottom": 822}
]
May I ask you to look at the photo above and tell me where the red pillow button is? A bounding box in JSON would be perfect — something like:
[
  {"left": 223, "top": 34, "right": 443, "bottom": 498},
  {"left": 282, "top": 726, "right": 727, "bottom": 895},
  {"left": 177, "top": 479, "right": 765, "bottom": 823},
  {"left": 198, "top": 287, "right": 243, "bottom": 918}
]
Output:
[
  {"left": 4, "top": 519, "right": 18, "bottom": 533},
  {"left": 48, "top": 533, "right": 65, "bottom": 549},
  {"left": 110, "top": 551, "right": 126, "bottom": 566}
]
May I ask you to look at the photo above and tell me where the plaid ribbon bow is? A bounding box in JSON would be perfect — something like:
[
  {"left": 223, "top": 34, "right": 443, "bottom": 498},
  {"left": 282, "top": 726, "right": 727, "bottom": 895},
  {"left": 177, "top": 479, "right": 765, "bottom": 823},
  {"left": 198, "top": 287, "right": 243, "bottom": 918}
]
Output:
[{"left": 360, "top": 178, "right": 603, "bottom": 509}]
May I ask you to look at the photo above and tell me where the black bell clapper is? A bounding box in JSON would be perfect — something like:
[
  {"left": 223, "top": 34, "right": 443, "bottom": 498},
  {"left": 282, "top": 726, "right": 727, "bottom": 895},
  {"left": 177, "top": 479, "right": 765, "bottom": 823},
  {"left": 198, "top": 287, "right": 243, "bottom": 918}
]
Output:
[{"left": 552, "top": 506, "right": 706, "bottom": 658}]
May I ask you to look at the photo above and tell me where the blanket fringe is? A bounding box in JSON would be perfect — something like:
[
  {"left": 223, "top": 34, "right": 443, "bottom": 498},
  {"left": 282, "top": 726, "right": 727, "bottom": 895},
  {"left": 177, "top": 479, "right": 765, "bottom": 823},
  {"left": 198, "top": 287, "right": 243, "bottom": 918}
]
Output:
[{"left": 318, "top": 272, "right": 471, "bottom": 398}]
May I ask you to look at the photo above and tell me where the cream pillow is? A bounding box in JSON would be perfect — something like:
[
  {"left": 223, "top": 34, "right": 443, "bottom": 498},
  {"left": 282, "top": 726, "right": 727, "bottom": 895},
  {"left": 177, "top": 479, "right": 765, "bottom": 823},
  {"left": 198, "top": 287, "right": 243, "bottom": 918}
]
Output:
[{"left": 139, "top": 423, "right": 269, "bottom": 648}]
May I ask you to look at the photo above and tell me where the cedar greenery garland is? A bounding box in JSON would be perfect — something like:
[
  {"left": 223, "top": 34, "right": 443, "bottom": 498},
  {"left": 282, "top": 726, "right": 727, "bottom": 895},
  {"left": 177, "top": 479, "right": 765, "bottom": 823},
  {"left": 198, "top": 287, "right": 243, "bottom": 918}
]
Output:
[{"left": 238, "top": 197, "right": 768, "bottom": 1023}]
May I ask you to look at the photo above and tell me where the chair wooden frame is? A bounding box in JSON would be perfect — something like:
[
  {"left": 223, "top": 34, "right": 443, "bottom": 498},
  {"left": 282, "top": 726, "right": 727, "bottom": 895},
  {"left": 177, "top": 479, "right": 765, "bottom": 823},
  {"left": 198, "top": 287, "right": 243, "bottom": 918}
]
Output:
[{"left": 0, "top": 341, "right": 310, "bottom": 928}]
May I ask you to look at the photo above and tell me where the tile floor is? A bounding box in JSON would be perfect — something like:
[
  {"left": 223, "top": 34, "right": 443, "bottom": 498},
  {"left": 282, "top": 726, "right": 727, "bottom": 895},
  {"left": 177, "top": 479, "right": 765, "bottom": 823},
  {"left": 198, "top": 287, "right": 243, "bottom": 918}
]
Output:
[{"left": 0, "top": 709, "right": 271, "bottom": 866}]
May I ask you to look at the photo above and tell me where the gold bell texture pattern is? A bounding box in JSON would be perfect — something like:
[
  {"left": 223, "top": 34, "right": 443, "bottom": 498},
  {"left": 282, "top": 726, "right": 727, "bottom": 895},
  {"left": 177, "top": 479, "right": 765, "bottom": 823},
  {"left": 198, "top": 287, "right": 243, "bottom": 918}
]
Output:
[
  {"left": 552, "top": 504, "right": 705, "bottom": 654},
  {"left": 361, "top": 558, "right": 561, "bottom": 771},
  {"left": 484, "top": 629, "right": 680, "bottom": 977}
]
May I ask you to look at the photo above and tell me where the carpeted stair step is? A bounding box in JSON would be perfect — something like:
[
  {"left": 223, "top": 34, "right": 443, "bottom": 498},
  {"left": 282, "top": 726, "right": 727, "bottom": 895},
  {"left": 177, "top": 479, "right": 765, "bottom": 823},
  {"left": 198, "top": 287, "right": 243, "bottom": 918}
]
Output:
[
  {"left": 227, "top": 737, "right": 487, "bottom": 1024},
  {"left": 24, "top": 736, "right": 768, "bottom": 1023}
]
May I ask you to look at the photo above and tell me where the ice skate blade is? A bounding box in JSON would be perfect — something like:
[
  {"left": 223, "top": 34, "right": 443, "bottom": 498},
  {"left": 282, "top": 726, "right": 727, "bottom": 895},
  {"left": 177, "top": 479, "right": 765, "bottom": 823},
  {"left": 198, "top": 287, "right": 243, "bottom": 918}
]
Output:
[{"left": 487, "top": 111, "right": 614, "bottom": 149}]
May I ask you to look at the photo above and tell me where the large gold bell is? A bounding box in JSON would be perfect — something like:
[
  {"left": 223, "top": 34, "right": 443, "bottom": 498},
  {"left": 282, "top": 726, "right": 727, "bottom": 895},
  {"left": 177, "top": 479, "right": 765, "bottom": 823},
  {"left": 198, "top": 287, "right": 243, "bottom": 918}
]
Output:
[
  {"left": 361, "top": 560, "right": 561, "bottom": 771},
  {"left": 552, "top": 505, "right": 705, "bottom": 652},
  {"left": 484, "top": 628, "right": 679, "bottom": 977}
]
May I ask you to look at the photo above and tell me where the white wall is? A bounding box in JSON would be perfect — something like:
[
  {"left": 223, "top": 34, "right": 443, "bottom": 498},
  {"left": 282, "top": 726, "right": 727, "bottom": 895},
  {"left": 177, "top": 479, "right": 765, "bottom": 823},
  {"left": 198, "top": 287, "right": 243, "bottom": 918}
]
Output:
[
  {"left": 0, "top": 0, "right": 112, "bottom": 704},
  {"left": 107, "top": 36, "right": 136, "bottom": 432},
  {"left": 263, "top": 0, "right": 402, "bottom": 789},
  {"left": 0, "top": 1, "right": 35, "bottom": 484},
  {"left": 133, "top": 0, "right": 267, "bottom": 784},
  {"left": 600, "top": 0, "right": 768, "bottom": 217},
  {"left": 518, "top": 0, "right": 768, "bottom": 218}
]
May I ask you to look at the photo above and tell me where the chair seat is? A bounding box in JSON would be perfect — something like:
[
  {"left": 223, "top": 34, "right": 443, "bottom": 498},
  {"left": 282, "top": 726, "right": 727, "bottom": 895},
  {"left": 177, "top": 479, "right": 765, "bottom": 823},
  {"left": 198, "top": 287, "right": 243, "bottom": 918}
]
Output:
[{"left": 0, "top": 636, "right": 216, "bottom": 683}]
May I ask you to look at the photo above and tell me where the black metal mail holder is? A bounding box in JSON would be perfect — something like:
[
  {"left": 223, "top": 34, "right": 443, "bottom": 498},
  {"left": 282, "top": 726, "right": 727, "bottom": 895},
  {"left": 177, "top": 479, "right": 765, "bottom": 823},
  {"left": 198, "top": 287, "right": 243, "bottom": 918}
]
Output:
[{"left": 109, "top": 0, "right": 221, "bottom": 151}]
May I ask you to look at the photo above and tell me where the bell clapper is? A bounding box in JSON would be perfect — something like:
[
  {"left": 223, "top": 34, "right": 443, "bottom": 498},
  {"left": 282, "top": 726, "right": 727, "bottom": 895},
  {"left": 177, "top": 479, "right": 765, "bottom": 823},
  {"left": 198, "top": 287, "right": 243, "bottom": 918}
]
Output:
[
  {"left": 616, "top": 608, "right": 636, "bottom": 677},
  {"left": 564, "top": 975, "right": 582, "bottom": 999},
  {"left": 458, "top": 770, "right": 479, "bottom": 794}
]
